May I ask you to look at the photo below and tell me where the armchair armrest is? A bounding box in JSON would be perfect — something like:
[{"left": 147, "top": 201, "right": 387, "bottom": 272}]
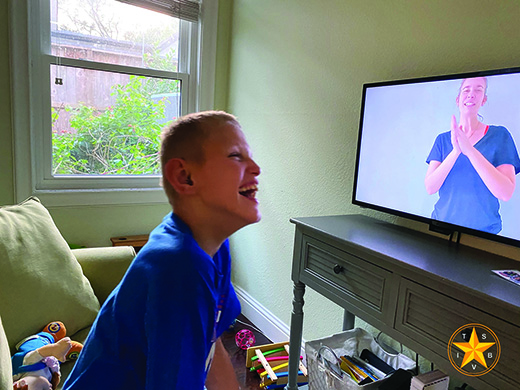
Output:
[
  {"left": 72, "top": 246, "right": 136, "bottom": 305},
  {"left": 0, "top": 316, "right": 12, "bottom": 390}
]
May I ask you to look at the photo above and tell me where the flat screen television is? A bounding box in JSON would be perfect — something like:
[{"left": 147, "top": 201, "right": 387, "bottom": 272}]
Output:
[{"left": 353, "top": 67, "right": 520, "bottom": 247}]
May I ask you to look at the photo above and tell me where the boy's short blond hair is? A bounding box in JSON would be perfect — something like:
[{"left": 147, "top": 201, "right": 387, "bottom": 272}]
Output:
[{"left": 160, "top": 111, "right": 239, "bottom": 202}]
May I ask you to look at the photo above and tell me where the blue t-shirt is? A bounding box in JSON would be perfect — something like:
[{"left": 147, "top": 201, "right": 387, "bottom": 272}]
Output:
[
  {"left": 63, "top": 213, "right": 241, "bottom": 390},
  {"left": 426, "top": 125, "right": 520, "bottom": 233}
]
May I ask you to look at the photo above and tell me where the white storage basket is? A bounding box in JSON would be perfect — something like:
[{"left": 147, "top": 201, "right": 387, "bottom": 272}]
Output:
[{"left": 305, "top": 328, "right": 416, "bottom": 390}]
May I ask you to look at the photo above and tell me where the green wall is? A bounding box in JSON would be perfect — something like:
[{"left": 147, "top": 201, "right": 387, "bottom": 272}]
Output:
[
  {"left": 214, "top": 0, "right": 234, "bottom": 111},
  {"left": 225, "top": 0, "right": 520, "bottom": 344},
  {"left": 0, "top": 1, "right": 14, "bottom": 207}
]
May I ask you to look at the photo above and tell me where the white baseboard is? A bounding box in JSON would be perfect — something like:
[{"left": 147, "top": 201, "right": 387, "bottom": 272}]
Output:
[
  {"left": 234, "top": 285, "right": 307, "bottom": 349},
  {"left": 234, "top": 284, "right": 291, "bottom": 343}
]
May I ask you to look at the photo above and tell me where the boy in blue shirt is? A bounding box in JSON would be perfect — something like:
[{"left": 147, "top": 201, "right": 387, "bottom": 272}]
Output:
[{"left": 64, "top": 111, "right": 261, "bottom": 390}]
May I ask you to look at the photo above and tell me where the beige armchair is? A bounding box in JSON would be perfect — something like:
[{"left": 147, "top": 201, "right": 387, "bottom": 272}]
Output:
[{"left": 0, "top": 198, "right": 135, "bottom": 389}]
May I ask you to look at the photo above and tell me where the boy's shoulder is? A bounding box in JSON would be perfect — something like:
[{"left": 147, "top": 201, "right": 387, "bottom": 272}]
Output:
[{"left": 131, "top": 213, "right": 204, "bottom": 270}]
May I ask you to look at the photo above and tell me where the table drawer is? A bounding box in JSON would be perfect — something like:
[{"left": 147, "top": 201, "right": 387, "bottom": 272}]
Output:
[
  {"left": 301, "top": 234, "right": 393, "bottom": 319},
  {"left": 396, "top": 278, "right": 519, "bottom": 389}
]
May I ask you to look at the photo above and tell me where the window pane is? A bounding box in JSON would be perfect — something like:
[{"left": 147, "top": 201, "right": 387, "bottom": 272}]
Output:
[
  {"left": 51, "top": 64, "right": 180, "bottom": 175},
  {"left": 50, "top": 0, "right": 180, "bottom": 72}
]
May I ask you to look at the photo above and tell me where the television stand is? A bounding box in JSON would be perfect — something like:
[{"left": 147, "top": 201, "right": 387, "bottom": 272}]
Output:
[{"left": 285, "top": 214, "right": 520, "bottom": 390}]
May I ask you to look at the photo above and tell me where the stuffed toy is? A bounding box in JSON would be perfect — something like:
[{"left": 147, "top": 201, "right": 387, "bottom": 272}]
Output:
[{"left": 11, "top": 321, "right": 83, "bottom": 390}]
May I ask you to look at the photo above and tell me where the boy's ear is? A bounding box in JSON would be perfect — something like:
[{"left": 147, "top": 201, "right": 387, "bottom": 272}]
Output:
[{"left": 164, "top": 158, "right": 196, "bottom": 194}]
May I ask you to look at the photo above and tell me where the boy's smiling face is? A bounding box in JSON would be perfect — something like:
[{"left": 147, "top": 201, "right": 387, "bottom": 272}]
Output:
[{"left": 190, "top": 121, "right": 261, "bottom": 232}]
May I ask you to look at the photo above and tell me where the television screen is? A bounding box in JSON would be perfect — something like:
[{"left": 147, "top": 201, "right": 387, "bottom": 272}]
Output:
[{"left": 353, "top": 68, "right": 520, "bottom": 247}]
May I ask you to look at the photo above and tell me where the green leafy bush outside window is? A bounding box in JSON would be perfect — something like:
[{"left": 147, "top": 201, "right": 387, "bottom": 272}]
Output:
[{"left": 52, "top": 76, "right": 177, "bottom": 176}]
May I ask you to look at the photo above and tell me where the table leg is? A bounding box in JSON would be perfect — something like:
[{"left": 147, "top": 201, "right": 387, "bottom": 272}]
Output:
[{"left": 285, "top": 281, "right": 305, "bottom": 390}]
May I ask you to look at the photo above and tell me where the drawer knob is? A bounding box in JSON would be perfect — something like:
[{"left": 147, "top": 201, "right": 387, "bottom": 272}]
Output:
[{"left": 333, "top": 264, "right": 344, "bottom": 274}]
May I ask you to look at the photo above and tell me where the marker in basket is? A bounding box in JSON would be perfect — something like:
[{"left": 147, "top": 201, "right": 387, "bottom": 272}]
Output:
[
  {"left": 340, "top": 356, "right": 373, "bottom": 384},
  {"left": 344, "top": 355, "right": 382, "bottom": 384},
  {"left": 347, "top": 355, "right": 382, "bottom": 380},
  {"left": 339, "top": 358, "right": 358, "bottom": 382},
  {"left": 345, "top": 355, "right": 379, "bottom": 381}
]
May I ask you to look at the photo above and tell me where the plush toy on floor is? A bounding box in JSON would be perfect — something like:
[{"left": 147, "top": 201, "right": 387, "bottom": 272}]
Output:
[{"left": 11, "top": 321, "right": 83, "bottom": 390}]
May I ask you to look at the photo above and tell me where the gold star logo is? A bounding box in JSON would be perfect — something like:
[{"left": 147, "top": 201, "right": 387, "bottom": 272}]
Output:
[
  {"left": 448, "top": 323, "right": 500, "bottom": 377},
  {"left": 453, "top": 327, "right": 495, "bottom": 368}
]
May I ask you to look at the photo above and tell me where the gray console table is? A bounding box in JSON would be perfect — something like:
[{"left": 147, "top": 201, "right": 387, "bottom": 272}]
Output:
[{"left": 285, "top": 214, "right": 520, "bottom": 390}]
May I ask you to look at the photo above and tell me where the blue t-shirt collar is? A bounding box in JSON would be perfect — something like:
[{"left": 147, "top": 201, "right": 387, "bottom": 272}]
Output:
[{"left": 168, "top": 212, "right": 193, "bottom": 236}]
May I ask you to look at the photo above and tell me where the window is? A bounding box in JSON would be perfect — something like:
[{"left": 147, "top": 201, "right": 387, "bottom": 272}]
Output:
[{"left": 10, "top": 0, "right": 218, "bottom": 206}]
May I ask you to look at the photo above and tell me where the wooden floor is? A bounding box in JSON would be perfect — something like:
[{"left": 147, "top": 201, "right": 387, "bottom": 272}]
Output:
[{"left": 221, "top": 314, "right": 273, "bottom": 390}]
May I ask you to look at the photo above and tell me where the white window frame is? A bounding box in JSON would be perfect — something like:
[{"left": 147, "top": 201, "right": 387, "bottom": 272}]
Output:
[{"left": 9, "top": 0, "right": 218, "bottom": 207}]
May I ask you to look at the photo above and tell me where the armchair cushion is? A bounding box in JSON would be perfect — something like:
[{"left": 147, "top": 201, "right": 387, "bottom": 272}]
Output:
[
  {"left": 0, "top": 197, "right": 100, "bottom": 353},
  {"left": 72, "top": 246, "right": 136, "bottom": 305}
]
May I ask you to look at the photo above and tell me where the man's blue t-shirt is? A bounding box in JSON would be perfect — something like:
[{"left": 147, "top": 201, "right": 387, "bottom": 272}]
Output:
[
  {"left": 63, "top": 213, "right": 241, "bottom": 390},
  {"left": 426, "top": 125, "right": 520, "bottom": 234}
]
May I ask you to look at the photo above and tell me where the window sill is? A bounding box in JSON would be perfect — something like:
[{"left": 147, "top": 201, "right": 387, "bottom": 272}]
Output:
[{"left": 22, "top": 187, "right": 169, "bottom": 207}]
